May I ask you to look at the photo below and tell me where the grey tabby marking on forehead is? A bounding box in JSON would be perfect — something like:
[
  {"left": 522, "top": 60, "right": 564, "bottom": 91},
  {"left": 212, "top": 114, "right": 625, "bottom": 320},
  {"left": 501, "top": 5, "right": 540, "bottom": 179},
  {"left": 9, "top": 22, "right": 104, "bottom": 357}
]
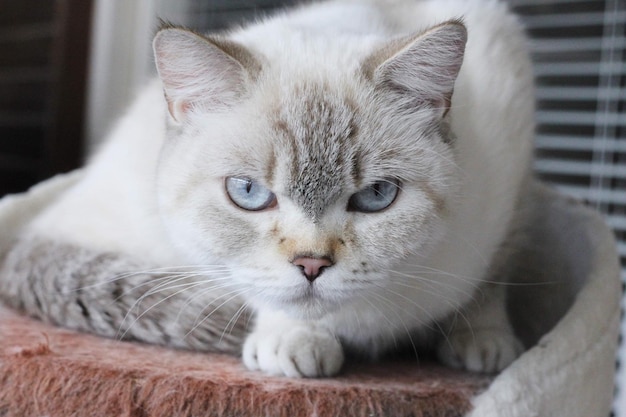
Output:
[
  {"left": 273, "top": 84, "right": 359, "bottom": 221},
  {"left": 264, "top": 148, "right": 277, "bottom": 186}
]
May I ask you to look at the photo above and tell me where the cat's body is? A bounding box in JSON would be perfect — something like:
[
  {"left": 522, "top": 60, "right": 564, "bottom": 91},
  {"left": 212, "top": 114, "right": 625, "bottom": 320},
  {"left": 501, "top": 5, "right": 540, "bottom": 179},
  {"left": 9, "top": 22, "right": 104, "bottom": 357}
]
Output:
[{"left": 0, "top": 0, "right": 534, "bottom": 377}]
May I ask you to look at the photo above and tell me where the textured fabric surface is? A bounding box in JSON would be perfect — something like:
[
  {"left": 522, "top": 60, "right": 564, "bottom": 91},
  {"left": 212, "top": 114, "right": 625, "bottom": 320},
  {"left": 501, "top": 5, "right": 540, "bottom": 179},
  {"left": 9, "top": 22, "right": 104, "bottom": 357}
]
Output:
[{"left": 0, "top": 306, "right": 491, "bottom": 417}]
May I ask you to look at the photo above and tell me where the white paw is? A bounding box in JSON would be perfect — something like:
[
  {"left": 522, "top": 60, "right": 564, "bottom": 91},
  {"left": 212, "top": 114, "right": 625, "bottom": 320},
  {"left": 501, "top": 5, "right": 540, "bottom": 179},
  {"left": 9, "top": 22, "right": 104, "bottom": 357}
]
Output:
[
  {"left": 242, "top": 325, "right": 344, "bottom": 378},
  {"left": 437, "top": 327, "right": 524, "bottom": 373}
]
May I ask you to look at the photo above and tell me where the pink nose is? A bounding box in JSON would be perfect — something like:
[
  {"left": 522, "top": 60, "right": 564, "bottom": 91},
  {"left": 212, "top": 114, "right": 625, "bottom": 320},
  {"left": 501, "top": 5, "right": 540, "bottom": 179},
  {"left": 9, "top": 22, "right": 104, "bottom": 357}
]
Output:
[{"left": 291, "top": 256, "right": 333, "bottom": 282}]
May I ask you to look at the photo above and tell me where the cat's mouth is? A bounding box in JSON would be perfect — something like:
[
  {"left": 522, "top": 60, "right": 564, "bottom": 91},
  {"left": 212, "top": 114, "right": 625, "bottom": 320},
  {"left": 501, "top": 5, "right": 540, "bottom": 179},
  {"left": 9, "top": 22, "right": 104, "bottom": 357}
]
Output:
[{"left": 262, "top": 283, "right": 354, "bottom": 320}]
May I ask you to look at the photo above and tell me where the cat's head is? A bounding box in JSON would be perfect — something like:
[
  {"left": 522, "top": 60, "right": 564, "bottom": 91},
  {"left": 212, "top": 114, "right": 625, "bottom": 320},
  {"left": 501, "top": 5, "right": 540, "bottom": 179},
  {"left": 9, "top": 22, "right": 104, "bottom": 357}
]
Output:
[{"left": 152, "top": 21, "right": 467, "bottom": 319}]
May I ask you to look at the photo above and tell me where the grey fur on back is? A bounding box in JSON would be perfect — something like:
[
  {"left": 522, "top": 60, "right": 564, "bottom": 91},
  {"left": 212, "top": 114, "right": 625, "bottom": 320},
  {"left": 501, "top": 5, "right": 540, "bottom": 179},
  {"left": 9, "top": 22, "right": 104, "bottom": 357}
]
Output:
[{"left": 0, "top": 236, "right": 248, "bottom": 353}]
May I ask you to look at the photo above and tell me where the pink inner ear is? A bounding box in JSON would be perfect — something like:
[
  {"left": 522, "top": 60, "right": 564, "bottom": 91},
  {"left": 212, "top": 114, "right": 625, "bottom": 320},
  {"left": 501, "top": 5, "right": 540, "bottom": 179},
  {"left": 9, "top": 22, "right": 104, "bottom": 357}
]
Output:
[
  {"left": 153, "top": 28, "right": 253, "bottom": 121},
  {"left": 166, "top": 98, "right": 191, "bottom": 122},
  {"left": 372, "top": 22, "right": 467, "bottom": 119}
]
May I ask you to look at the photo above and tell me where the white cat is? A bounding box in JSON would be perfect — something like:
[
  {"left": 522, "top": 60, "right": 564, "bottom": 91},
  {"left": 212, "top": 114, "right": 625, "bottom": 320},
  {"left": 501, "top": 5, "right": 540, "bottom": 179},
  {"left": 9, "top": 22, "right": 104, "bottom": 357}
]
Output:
[{"left": 1, "top": 0, "right": 534, "bottom": 377}]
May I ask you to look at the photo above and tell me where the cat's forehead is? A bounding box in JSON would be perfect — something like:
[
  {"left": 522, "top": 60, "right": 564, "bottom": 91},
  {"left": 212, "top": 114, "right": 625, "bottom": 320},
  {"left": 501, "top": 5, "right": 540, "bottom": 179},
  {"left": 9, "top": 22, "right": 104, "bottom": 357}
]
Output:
[{"left": 268, "top": 82, "right": 361, "bottom": 220}]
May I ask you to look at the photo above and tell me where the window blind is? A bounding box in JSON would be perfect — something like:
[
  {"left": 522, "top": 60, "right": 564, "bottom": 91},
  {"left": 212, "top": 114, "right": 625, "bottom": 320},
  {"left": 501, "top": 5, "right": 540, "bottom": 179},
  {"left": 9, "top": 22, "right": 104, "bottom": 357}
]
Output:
[{"left": 508, "top": 0, "right": 626, "bottom": 282}]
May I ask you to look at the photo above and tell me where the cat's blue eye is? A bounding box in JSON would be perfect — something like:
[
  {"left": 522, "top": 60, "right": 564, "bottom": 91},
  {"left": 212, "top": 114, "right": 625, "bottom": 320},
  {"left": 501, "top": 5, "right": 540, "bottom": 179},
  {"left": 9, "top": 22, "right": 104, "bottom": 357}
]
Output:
[
  {"left": 348, "top": 179, "right": 400, "bottom": 213},
  {"left": 225, "top": 177, "right": 277, "bottom": 211}
]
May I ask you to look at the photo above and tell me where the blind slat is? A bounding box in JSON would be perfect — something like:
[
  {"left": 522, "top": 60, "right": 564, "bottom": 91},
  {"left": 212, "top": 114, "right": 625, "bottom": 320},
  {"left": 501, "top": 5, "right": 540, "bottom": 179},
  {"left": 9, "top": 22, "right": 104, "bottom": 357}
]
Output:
[
  {"left": 536, "top": 87, "right": 626, "bottom": 101},
  {"left": 535, "top": 159, "right": 626, "bottom": 179},
  {"left": 523, "top": 11, "right": 626, "bottom": 29},
  {"left": 607, "top": 215, "right": 626, "bottom": 232},
  {"left": 535, "top": 61, "right": 626, "bottom": 76},
  {"left": 536, "top": 135, "right": 626, "bottom": 152},
  {"left": 536, "top": 110, "right": 626, "bottom": 126},
  {"left": 531, "top": 36, "right": 626, "bottom": 53},
  {"left": 509, "top": 0, "right": 605, "bottom": 5},
  {"left": 554, "top": 184, "right": 626, "bottom": 205}
]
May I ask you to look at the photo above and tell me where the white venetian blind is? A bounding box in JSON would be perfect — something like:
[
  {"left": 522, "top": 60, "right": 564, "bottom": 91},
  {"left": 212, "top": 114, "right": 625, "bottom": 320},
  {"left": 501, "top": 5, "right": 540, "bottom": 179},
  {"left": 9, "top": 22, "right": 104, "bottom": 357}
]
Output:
[{"left": 508, "top": 0, "right": 626, "bottom": 283}]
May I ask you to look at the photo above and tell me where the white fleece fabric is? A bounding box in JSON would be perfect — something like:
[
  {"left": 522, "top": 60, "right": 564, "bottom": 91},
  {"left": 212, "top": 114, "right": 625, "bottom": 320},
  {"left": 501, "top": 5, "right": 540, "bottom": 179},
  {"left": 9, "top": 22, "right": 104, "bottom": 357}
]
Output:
[
  {"left": 468, "top": 184, "right": 621, "bottom": 417},
  {"left": 0, "top": 173, "right": 620, "bottom": 417}
]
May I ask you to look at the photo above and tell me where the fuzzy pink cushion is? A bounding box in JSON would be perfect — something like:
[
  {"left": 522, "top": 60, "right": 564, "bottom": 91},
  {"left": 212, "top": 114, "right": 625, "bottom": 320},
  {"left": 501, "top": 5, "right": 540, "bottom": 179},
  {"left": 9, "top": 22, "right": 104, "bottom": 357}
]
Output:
[{"left": 0, "top": 305, "right": 492, "bottom": 417}]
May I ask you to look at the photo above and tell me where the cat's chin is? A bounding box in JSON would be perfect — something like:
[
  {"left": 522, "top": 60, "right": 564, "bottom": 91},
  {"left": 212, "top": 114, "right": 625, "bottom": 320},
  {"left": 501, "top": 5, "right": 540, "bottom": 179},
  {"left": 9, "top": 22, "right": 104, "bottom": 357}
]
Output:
[
  {"left": 248, "top": 280, "right": 352, "bottom": 320},
  {"left": 277, "top": 303, "right": 338, "bottom": 321},
  {"left": 257, "top": 292, "right": 344, "bottom": 321}
]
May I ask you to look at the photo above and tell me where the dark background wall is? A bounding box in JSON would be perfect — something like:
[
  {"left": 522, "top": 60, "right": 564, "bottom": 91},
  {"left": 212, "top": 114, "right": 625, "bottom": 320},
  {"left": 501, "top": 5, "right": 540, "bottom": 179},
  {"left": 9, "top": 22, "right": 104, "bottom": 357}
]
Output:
[{"left": 0, "top": 0, "right": 92, "bottom": 195}]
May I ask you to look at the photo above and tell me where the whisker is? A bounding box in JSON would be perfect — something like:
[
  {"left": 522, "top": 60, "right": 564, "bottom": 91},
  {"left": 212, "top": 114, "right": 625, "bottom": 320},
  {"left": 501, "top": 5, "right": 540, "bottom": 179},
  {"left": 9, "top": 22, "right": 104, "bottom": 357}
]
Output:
[
  {"left": 192, "top": 285, "right": 246, "bottom": 322},
  {"left": 356, "top": 294, "right": 400, "bottom": 351},
  {"left": 69, "top": 264, "right": 231, "bottom": 292},
  {"left": 390, "top": 280, "right": 470, "bottom": 311},
  {"left": 186, "top": 288, "right": 249, "bottom": 338},
  {"left": 374, "top": 284, "right": 444, "bottom": 335},
  {"left": 397, "top": 262, "right": 558, "bottom": 287},
  {"left": 139, "top": 272, "right": 231, "bottom": 299},
  {"left": 394, "top": 280, "right": 474, "bottom": 343},
  {"left": 367, "top": 291, "right": 420, "bottom": 362},
  {"left": 220, "top": 296, "right": 253, "bottom": 343},
  {"left": 117, "top": 279, "right": 237, "bottom": 341},
  {"left": 176, "top": 281, "right": 242, "bottom": 323},
  {"left": 109, "top": 271, "right": 234, "bottom": 306},
  {"left": 390, "top": 268, "right": 480, "bottom": 301}
]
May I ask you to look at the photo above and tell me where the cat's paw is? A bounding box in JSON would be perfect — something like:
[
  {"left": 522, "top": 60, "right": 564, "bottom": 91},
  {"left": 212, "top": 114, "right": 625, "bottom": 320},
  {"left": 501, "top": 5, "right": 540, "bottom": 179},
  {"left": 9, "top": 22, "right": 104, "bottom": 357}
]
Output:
[
  {"left": 242, "top": 325, "right": 344, "bottom": 378},
  {"left": 437, "top": 327, "right": 524, "bottom": 373}
]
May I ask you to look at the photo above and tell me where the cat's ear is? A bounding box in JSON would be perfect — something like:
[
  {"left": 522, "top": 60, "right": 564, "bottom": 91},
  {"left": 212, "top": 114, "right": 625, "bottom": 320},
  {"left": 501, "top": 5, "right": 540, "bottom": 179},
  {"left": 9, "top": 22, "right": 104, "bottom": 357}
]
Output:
[
  {"left": 153, "top": 26, "right": 260, "bottom": 122},
  {"left": 364, "top": 20, "right": 467, "bottom": 118}
]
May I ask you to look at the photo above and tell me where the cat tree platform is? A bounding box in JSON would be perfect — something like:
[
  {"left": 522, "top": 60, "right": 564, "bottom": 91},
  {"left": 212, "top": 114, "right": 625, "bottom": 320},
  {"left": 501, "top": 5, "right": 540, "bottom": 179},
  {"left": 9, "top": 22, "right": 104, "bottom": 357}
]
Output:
[
  {"left": 0, "top": 308, "right": 490, "bottom": 416},
  {"left": 0, "top": 173, "right": 620, "bottom": 417}
]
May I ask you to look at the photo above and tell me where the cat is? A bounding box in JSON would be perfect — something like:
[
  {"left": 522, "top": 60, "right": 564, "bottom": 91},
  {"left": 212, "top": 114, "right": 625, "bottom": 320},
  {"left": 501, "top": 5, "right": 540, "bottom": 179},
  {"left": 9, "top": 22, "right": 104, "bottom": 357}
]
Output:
[{"left": 0, "top": 0, "right": 535, "bottom": 378}]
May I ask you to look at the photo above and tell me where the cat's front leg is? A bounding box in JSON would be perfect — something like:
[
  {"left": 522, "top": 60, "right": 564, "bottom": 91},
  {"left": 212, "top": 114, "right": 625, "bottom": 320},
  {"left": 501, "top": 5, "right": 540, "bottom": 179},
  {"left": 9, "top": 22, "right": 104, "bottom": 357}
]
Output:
[
  {"left": 437, "top": 284, "right": 524, "bottom": 373},
  {"left": 242, "top": 309, "right": 344, "bottom": 377}
]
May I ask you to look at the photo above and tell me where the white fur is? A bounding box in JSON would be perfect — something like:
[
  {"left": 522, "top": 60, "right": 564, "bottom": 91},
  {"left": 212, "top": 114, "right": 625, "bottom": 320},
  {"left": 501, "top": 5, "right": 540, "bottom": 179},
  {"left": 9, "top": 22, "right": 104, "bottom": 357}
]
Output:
[{"left": 27, "top": 0, "right": 535, "bottom": 377}]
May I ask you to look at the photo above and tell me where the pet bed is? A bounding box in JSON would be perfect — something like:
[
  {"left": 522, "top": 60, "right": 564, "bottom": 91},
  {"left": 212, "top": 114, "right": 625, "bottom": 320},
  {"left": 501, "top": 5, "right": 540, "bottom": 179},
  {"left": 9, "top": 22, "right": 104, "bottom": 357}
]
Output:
[{"left": 0, "top": 171, "right": 620, "bottom": 417}]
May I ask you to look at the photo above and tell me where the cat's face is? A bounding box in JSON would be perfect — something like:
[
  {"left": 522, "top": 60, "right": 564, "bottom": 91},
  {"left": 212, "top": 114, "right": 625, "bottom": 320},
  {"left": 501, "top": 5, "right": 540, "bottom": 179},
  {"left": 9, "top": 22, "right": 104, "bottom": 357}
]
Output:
[{"left": 152, "top": 23, "right": 466, "bottom": 319}]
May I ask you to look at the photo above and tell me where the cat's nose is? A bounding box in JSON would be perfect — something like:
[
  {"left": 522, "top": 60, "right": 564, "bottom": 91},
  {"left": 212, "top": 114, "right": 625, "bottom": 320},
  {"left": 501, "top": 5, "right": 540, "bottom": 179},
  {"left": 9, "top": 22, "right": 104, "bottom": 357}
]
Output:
[{"left": 291, "top": 256, "right": 333, "bottom": 282}]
